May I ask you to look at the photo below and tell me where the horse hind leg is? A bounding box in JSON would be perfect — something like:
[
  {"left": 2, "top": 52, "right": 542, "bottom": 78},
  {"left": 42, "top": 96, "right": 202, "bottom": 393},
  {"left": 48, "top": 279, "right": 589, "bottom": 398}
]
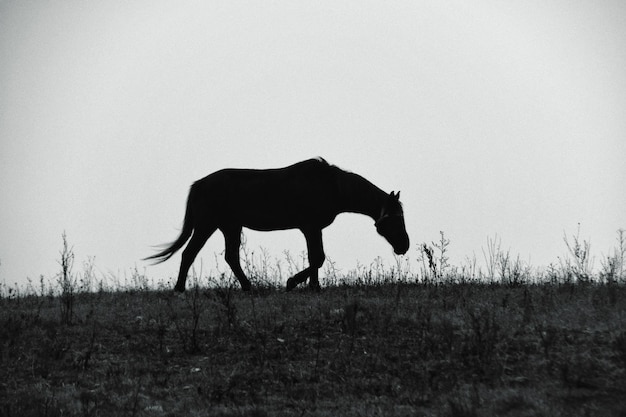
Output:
[
  {"left": 223, "top": 227, "right": 252, "bottom": 291},
  {"left": 174, "top": 225, "right": 216, "bottom": 292}
]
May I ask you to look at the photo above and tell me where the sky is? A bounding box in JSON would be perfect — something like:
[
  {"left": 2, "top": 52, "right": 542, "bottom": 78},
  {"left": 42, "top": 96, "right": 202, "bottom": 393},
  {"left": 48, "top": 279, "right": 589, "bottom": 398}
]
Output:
[{"left": 1, "top": 0, "right": 625, "bottom": 288}]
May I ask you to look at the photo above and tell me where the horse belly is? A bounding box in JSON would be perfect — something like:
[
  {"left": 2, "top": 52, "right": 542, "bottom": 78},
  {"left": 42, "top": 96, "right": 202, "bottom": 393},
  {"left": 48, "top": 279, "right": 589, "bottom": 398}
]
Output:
[
  {"left": 238, "top": 201, "right": 335, "bottom": 231},
  {"left": 238, "top": 205, "right": 305, "bottom": 231},
  {"left": 218, "top": 169, "right": 338, "bottom": 230}
]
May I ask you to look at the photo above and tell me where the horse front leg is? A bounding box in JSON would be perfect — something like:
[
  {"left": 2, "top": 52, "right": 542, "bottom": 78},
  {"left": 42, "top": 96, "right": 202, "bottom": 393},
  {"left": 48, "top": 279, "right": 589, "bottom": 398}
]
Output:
[
  {"left": 286, "top": 266, "right": 312, "bottom": 291},
  {"left": 286, "top": 229, "right": 325, "bottom": 292}
]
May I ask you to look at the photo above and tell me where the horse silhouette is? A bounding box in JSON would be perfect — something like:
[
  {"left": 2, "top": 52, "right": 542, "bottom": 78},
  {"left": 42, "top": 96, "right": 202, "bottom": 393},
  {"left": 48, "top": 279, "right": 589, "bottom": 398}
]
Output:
[{"left": 145, "top": 158, "right": 409, "bottom": 292}]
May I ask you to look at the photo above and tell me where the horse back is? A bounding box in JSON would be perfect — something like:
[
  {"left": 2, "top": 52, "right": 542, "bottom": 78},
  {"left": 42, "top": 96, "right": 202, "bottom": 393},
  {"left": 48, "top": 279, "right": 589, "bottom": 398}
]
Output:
[{"left": 191, "top": 159, "right": 342, "bottom": 230}]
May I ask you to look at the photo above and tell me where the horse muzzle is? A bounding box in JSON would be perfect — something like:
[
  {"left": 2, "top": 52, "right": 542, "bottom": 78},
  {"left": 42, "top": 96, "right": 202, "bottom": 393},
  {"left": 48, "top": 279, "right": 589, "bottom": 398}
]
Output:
[{"left": 394, "top": 240, "right": 410, "bottom": 255}]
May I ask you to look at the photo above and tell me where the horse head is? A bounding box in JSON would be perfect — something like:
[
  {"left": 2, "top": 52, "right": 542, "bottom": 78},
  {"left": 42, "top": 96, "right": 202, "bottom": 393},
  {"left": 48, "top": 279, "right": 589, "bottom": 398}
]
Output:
[{"left": 375, "top": 191, "right": 410, "bottom": 255}]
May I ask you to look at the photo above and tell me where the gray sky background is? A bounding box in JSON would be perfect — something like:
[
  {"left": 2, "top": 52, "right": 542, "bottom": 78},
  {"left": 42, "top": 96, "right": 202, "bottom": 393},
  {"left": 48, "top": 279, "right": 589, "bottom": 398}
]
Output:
[{"left": 1, "top": 0, "right": 625, "bottom": 287}]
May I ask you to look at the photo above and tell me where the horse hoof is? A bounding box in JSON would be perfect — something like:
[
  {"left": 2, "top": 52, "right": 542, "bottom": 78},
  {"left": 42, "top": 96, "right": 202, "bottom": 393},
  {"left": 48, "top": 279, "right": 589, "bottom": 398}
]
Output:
[
  {"left": 241, "top": 283, "right": 251, "bottom": 292},
  {"left": 174, "top": 285, "right": 185, "bottom": 293},
  {"left": 286, "top": 278, "right": 297, "bottom": 292}
]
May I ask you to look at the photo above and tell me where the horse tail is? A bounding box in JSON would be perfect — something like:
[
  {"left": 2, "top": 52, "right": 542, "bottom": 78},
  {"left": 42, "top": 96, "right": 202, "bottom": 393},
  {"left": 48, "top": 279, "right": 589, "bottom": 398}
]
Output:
[{"left": 144, "top": 188, "right": 195, "bottom": 264}]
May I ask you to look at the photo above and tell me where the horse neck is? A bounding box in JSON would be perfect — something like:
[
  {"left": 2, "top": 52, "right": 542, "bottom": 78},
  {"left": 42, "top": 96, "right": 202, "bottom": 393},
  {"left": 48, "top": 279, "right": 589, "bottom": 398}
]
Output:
[{"left": 337, "top": 172, "right": 387, "bottom": 221}]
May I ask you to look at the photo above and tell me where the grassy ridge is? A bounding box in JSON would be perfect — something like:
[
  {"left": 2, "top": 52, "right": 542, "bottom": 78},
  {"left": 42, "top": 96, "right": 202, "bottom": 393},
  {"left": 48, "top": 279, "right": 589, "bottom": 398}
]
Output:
[{"left": 2, "top": 280, "right": 626, "bottom": 417}]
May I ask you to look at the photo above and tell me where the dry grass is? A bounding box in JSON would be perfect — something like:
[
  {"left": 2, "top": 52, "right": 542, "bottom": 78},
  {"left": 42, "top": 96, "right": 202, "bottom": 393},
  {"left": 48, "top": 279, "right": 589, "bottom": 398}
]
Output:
[
  {"left": 2, "top": 229, "right": 625, "bottom": 416},
  {"left": 2, "top": 279, "right": 626, "bottom": 417}
]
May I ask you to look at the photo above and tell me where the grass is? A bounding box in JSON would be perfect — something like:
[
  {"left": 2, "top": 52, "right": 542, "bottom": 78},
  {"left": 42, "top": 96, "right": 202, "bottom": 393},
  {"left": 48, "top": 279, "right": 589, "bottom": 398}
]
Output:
[
  {"left": 2, "top": 280, "right": 626, "bottom": 416},
  {"left": 1, "top": 230, "right": 626, "bottom": 416}
]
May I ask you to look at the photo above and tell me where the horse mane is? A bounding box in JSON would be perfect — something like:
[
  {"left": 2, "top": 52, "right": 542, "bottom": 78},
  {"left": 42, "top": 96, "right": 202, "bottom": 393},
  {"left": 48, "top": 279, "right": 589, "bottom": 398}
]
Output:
[
  {"left": 318, "top": 157, "right": 352, "bottom": 177},
  {"left": 314, "top": 156, "right": 329, "bottom": 165}
]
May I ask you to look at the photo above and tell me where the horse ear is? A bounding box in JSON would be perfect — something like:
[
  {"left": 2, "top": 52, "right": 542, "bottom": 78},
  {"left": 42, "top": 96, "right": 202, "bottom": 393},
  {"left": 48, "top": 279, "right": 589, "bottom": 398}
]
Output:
[
  {"left": 389, "top": 191, "right": 396, "bottom": 198},
  {"left": 396, "top": 191, "right": 401, "bottom": 200}
]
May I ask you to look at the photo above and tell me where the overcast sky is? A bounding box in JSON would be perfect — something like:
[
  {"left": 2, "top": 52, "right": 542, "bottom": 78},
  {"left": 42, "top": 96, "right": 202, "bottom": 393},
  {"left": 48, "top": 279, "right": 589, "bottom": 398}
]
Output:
[{"left": 1, "top": 0, "right": 625, "bottom": 288}]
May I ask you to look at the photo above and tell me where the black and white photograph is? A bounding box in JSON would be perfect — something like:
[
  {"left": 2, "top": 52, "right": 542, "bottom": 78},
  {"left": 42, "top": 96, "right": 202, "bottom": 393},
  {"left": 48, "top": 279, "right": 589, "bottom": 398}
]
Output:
[{"left": 1, "top": 1, "right": 625, "bottom": 415}]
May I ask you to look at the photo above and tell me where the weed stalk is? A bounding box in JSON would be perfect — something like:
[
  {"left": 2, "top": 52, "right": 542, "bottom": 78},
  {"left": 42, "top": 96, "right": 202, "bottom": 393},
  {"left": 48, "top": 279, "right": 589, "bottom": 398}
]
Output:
[{"left": 57, "top": 232, "right": 76, "bottom": 325}]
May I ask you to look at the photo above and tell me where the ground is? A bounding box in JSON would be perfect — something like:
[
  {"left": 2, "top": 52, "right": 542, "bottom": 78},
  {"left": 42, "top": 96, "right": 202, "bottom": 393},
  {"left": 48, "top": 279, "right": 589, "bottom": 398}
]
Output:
[{"left": 2, "top": 281, "right": 626, "bottom": 416}]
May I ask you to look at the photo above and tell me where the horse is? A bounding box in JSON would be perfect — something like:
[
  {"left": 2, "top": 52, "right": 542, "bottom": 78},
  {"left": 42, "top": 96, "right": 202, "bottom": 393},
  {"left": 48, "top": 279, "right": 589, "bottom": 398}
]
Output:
[{"left": 145, "top": 157, "right": 409, "bottom": 292}]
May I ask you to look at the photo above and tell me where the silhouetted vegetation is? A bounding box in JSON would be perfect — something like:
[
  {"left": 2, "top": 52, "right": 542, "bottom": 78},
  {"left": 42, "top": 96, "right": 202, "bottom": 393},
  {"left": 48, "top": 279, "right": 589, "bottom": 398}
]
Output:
[{"left": 1, "top": 229, "right": 625, "bottom": 416}]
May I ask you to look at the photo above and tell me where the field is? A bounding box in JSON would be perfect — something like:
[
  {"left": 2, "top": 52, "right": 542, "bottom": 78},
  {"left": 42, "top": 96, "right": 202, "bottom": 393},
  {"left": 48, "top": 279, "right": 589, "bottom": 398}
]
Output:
[
  {"left": 2, "top": 231, "right": 626, "bottom": 416},
  {"left": 2, "top": 277, "right": 626, "bottom": 417}
]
